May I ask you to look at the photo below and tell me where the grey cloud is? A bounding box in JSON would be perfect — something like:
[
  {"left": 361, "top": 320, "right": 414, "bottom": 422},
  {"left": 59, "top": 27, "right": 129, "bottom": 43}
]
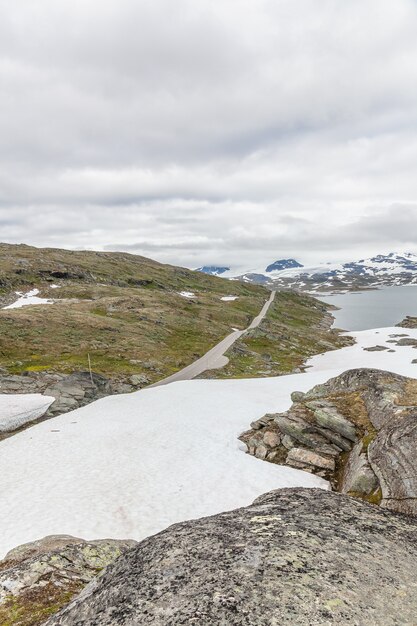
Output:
[
  {"left": 101, "top": 204, "right": 417, "bottom": 270},
  {"left": 1, "top": 1, "right": 417, "bottom": 267}
]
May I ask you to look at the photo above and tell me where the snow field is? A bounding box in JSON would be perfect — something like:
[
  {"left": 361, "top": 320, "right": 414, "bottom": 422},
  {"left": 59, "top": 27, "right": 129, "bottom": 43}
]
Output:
[
  {"left": 0, "top": 325, "right": 416, "bottom": 557},
  {"left": 0, "top": 374, "right": 329, "bottom": 557}
]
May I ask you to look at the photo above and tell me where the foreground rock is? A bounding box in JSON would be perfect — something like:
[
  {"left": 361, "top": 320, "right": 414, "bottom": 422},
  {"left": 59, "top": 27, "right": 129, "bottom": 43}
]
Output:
[
  {"left": 0, "top": 535, "right": 135, "bottom": 626},
  {"left": 47, "top": 489, "right": 417, "bottom": 625},
  {"left": 240, "top": 368, "right": 417, "bottom": 514}
]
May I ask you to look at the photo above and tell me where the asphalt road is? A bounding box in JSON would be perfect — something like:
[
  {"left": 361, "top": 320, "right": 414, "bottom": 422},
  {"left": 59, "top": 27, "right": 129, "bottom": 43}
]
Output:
[{"left": 151, "top": 290, "right": 276, "bottom": 387}]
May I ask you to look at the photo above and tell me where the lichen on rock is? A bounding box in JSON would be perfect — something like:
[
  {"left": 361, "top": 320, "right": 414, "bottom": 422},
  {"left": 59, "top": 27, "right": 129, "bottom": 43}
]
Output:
[
  {"left": 240, "top": 368, "right": 417, "bottom": 513},
  {"left": 45, "top": 489, "right": 417, "bottom": 625},
  {"left": 0, "top": 535, "right": 136, "bottom": 626}
]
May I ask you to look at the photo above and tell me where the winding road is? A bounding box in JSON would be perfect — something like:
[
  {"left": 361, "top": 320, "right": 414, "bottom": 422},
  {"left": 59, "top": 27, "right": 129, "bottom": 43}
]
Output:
[{"left": 151, "top": 290, "right": 276, "bottom": 387}]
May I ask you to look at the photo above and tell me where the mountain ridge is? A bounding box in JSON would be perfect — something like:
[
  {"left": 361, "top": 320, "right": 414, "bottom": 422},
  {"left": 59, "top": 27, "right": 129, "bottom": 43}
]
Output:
[{"left": 199, "top": 252, "right": 417, "bottom": 291}]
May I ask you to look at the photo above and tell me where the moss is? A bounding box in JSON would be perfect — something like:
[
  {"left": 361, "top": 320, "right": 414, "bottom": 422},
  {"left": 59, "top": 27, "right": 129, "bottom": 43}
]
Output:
[
  {"left": 365, "top": 487, "right": 383, "bottom": 505},
  {"left": 0, "top": 581, "right": 83, "bottom": 626},
  {"left": 332, "top": 450, "right": 350, "bottom": 491},
  {"left": 397, "top": 379, "right": 417, "bottom": 407},
  {"left": 90, "top": 307, "right": 108, "bottom": 317},
  {"left": 348, "top": 487, "right": 383, "bottom": 506},
  {"left": 361, "top": 431, "right": 377, "bottom": 452}
]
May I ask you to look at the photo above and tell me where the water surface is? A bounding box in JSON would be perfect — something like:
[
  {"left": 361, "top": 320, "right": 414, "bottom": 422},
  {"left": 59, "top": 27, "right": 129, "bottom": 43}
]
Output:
[{"left": 318, "top": 285, "right": 417, "bottom": 331}]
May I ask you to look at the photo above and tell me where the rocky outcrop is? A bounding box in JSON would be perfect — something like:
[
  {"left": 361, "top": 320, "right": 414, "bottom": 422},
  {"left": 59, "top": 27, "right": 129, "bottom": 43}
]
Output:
[
  {"left": 0, "top": 535, "right": 135, "bottom": 626},
  {"left": 240, "top": 368, "right": 417, "bottom": 514},
  {"left": 396, "top": 316, "right": 417, "bottom": 329},
  {"left": 390, "top": 337, "right": 417, "bottom": 347},
  {"left": 0, "top": 370, "right": 148, "bottom": 428},
  {"left": 46, "top": 489, "right": 417, "bottom": 625}
]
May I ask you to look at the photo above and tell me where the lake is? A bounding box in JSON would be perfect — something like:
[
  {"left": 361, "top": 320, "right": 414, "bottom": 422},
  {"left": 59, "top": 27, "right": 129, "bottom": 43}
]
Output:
[{"left": 318, "top": 285, "right": 417, "bottom": 331}]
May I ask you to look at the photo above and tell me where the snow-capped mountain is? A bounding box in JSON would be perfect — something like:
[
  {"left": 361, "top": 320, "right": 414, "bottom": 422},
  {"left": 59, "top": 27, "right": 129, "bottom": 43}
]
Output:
[
  {"left": 196, "top": 265, "right": 230, "bottom": 276},
  {"left": 264, "top": 259, "right": 303, "bottom": 272},
  {"left": 197, "top": 259, "right": 303, "bottom": 280},
  {"left": 199, "top": 253, "right": 417, "bottom": 292}
]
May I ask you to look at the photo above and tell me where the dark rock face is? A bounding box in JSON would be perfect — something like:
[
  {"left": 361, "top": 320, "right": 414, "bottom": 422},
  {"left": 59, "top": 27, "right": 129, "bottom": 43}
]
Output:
[
  {"left": 47, "top": 489, "right": 417, "bottom": 625},
  {"left": 0, "top": 535, "right": 136, "bottom": 626},
  {"left": 240, "top": 368, "right": 417, "bottom": 514}
]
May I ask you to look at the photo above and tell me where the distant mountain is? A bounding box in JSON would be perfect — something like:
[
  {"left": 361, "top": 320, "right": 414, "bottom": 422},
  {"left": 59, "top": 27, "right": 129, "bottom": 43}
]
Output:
[
  {"left": 209, "top": 252, "right": 417, "bottom": 292},
  {"left": 265, "top": 259, "right": 303, "bottom": 273},
  {"left": 196, "top": 266, "right": 230, "bottom": 276}
]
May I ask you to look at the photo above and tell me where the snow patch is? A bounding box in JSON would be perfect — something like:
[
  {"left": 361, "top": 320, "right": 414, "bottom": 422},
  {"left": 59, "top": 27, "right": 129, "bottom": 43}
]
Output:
[
  {"left": 178, "top": 291, "right": 196, "bottom": 299},
  {"left": 3, "top": 289, "right": 54, "bottom": 309},
  {"left": 0, "top": 394, "right": 54, "bottom": 433},
  {"left": 221, "top": 296, "right": 239, "bottom": 301}
]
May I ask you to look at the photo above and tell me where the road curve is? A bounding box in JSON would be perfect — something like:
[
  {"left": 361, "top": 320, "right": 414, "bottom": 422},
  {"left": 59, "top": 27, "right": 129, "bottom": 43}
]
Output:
[{"left": 151, "top": 291, "right": 276, "bottom": 387}]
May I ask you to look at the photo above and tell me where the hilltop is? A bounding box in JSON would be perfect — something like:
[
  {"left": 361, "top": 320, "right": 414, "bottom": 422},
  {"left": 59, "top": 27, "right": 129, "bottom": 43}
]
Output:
[{"left": 0, "top": 244, "right": 267, "bottom": 402}]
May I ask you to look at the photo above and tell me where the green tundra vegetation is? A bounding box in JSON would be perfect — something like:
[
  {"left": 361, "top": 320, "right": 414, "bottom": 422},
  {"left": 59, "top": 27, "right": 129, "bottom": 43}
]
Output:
[
  {"left": 201, "top": 290, "right": 353, "bottom": 379},
  {"left": 0, "top": 244, "right": 267, "bottom": 383},
  {"left": 0, "top": 244, "right": 349, "bottom": 385}
]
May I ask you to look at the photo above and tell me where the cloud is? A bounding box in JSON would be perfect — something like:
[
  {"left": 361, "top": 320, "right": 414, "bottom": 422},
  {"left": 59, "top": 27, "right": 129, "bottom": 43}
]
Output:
[{"left": 1, "top": 0, "right": 417, "bottom": 268}]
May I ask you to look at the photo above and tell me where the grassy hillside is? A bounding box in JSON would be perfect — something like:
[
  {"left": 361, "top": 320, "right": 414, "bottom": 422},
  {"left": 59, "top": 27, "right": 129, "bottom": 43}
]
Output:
[
  {"left": 0, "top": 244, "right": 268, "bottom": 383},
  {"left": 0, "top": 243, "right": 259, "bottom": 295},
  {"left": 201, "top": 291, "right": 353, "bottom": 379}
]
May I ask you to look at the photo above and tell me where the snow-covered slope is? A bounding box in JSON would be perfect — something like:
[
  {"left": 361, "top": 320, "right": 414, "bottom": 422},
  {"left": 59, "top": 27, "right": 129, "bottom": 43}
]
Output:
[
  {"left": 212, "top": 252, "right": 417, "bottom": 292},
  {"left": 0, "top": 375, "right": 327, "bottom": 557},
  {"left": 0, "top": 394, "right": 54, "bottom": 432},
  {"left": 0, "top": 324, "right": 417, "bottom": 557}
]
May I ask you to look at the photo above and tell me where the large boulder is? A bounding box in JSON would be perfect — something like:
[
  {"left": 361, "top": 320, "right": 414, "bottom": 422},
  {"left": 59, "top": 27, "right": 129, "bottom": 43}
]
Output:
[
  {"left": 47, "top": 489, "right": 417, "bottom": 625},
  {"left": 0, "top": 535, "right": 136, "bottom": 626},
  {"left": 240, "top": 368, "right": 417, "bottom": 513}
]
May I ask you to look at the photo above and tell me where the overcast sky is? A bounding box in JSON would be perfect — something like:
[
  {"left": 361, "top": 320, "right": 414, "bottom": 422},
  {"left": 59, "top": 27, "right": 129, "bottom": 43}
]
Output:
[{"left": 1, "top": 0, "right": 417, "bottom": 270}]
